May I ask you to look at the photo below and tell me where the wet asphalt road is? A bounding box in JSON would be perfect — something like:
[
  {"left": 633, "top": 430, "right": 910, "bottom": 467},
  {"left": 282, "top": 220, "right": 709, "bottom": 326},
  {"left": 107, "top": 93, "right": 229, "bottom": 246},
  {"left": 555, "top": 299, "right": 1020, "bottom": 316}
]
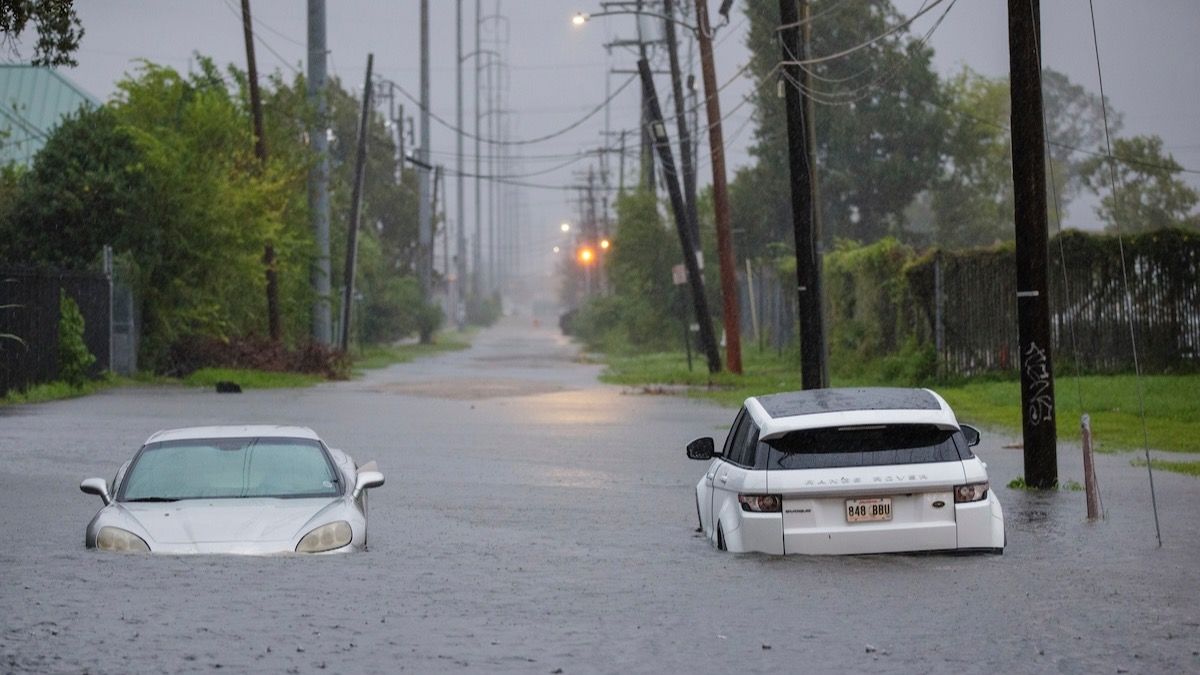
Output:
[{"left": 1, "top": 319, "right": 1198, "bottom": 674}]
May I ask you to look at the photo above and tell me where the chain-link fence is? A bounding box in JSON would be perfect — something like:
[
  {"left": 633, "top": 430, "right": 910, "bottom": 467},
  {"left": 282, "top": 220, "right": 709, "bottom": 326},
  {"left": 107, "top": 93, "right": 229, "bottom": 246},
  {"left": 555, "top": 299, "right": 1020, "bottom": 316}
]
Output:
[{"left": 0, "top": 268, "right": 112, "bottom": 396}]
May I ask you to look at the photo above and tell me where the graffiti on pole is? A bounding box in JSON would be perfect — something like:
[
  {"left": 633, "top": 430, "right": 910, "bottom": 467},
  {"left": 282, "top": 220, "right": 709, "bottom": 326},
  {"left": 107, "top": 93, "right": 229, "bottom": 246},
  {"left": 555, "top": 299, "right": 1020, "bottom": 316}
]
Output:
[{"left": 1023, "top": 342, "right": 1053, "bottom": 425}]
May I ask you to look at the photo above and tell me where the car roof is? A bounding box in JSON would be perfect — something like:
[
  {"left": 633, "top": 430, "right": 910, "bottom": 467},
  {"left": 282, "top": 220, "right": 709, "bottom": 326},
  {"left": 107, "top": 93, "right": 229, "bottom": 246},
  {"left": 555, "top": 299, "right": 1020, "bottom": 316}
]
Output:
[
  {"left": 745, "top": 387, "right": 960, "bottom": 440},
  {"left": 145, "top": 425, "right": 322, "bottom": 444}
]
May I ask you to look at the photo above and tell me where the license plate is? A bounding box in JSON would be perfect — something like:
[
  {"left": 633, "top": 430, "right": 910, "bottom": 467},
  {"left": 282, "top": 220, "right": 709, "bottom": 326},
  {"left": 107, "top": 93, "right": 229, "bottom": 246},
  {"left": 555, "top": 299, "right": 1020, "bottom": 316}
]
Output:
[{"left": 846, "top": 497, "right": 892, "bottom": 522}]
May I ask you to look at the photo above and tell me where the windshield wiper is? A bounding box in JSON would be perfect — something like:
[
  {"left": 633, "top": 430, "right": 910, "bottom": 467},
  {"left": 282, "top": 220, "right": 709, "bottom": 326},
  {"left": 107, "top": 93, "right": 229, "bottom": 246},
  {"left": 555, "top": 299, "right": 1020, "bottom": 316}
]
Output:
[{"left": 125, "top": 497, "right": 180, "bottom": 503}]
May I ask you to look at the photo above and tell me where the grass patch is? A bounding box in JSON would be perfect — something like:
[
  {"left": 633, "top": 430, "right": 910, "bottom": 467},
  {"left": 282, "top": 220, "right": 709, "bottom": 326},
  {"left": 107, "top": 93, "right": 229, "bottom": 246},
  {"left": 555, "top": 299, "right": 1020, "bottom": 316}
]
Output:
[
  {"left": 183, "top": 368, "right": 325, "bottom": 389},
  {"left": 3, "top": 331, "right": 477, "bottom": 404},
  {"left": 1, "top": 374, "right": 121, "bottom": 405},
  {"left": 599, "top": 348, "right": 1200, "bottom": 454},
  {"left": 351, "top": 330, "right": 474, "bottom": 372},
  {"left": 1132, "top": 458, "right": 1200, "bottom": 478},
  {"left": 936, "top": 375, "right": 1198, "bottom": 454}
]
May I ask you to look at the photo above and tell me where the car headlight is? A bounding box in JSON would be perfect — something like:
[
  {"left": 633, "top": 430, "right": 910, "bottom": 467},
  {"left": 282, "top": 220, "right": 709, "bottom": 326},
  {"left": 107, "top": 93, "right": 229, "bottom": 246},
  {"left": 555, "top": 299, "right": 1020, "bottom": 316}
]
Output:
[
  {"left": 97, "top": 527, "right": 150, "bottom": 553},
  {"left": 954, "top": 481, "right": 990, "bottom": 503},
  {"left": 296, "top": 521, "right": 352, "bottom": 553}
]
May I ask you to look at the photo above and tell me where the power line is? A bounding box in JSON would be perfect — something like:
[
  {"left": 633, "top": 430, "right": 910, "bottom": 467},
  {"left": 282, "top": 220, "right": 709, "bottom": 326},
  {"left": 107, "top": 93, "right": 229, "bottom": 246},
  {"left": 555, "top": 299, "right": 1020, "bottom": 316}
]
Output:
[
  {"left": 779, "top": 0, "right": 950, "bottom": 68},
  {"left": 393, "top": 73, "right": 639, "bottom": 146}
]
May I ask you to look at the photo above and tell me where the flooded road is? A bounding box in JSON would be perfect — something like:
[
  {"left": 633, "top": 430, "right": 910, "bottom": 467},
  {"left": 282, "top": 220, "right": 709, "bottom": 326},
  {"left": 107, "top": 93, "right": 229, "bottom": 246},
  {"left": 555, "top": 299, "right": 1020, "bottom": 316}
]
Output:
[{"left": 2, "top": 319, "right": 1198, "bottom": 673}]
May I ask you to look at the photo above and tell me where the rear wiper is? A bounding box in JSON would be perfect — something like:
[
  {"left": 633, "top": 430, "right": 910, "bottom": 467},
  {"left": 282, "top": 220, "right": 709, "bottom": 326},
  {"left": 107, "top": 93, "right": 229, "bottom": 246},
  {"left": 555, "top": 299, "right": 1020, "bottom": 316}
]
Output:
[{"left": 125, "top": 497, "right": 180, "bottom": 503}]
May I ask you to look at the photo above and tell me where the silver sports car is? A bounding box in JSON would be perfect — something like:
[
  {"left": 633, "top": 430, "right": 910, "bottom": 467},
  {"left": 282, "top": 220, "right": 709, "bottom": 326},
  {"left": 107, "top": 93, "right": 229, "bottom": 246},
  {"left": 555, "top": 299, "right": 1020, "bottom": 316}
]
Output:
[{"left": 80, "top": 425, "right": 384, "bottom": 554}]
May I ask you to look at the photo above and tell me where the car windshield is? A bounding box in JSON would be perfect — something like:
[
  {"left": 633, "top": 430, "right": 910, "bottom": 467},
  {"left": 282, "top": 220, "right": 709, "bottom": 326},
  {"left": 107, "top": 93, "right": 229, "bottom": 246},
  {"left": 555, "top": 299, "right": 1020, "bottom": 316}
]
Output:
[
  {"left": 120, "top": 437, "right": 339, "bottom": 501},
  {"left": 765, "top": 424, "right": 969, "bottom": 470}
]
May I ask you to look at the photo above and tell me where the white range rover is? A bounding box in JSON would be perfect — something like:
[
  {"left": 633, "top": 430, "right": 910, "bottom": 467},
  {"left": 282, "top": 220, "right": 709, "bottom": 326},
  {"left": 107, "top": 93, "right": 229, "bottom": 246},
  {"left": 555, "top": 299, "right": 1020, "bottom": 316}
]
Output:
[{"left": 687, "top": 387, "right": 1005, "bottom": 555}]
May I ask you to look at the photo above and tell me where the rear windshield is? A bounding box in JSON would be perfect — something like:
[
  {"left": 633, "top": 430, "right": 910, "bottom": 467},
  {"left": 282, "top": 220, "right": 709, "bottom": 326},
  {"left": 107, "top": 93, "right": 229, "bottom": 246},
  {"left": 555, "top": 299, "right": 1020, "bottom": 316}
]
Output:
[
  {"left": 119, "top": 437, "right": 339, "bottom": 501},
  {"left": 765, "top": 425, "right": 971, "bottom": 470}
]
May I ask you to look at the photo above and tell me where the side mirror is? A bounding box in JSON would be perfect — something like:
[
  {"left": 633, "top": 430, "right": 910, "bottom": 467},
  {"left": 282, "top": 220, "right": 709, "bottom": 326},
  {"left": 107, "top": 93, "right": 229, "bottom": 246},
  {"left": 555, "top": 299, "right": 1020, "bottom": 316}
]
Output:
[
  {"left": 686, "top": 437, "right": 715, "bottom": 460},
  {"left": 960, "top": 424, "right": 981, "bottom": 448},
  {"left": 353, "top": 470, "right": 385, "bottom": 499},
  {"left": 80, "top": 477, "right": 112, "bottom": 505}
]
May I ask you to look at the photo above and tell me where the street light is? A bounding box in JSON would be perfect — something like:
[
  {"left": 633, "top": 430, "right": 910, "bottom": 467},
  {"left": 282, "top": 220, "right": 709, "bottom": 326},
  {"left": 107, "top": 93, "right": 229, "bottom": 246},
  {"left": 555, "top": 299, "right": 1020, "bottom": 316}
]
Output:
[
  {"left": 569, "top": 9, "right": 706, "bottom": 35},
  {"left": 599, "top": 239, "right": 611, "bottom": 250},
  {"left": 577, "top": 247, "right": 595, "bottom": 265},
  {"left": 560, "top": 222, "right": 571, "bottom": 233}
]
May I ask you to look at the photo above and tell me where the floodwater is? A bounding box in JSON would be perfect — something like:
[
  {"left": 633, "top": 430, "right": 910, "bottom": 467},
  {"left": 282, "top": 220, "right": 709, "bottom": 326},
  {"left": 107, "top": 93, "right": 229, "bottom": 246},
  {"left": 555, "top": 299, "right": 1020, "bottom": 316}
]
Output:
[{"left": 1, "top": 320, "right": 1197, "bottom": 673}]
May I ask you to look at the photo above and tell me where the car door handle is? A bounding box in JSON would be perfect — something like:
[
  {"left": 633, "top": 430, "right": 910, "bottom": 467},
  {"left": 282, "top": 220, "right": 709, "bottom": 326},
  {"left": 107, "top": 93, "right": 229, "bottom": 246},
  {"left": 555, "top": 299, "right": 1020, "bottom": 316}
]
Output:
[{"left": 719, "top": 475, "right": 728, "bottom": 484}]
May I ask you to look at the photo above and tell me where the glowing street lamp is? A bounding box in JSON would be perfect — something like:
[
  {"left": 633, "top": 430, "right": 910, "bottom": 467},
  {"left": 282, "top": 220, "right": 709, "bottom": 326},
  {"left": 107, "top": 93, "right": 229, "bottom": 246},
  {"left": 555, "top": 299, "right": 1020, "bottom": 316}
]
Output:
[
  {"left": 599, "top": 238, "right": 611, "bottom": 250},
  {"left": 560, "top": 222, "right": 571, "bottom": 233},
  {"left": 571, "top": 12, "right": 588, "bottom": 26},
  {"left": 553, "top": 246, "right": 561, "bottom": 253},
  {"left": 577, "top": 246, "right": 596, "bottom": 265}
]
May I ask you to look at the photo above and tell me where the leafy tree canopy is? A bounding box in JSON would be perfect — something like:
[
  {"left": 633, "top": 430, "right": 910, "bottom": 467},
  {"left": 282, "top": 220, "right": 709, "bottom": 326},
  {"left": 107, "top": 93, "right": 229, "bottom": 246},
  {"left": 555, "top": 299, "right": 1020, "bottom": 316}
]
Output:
[
  {"left": 738, "top": 0, "right": 947, "bottom": 247},
  {"left": 1080, "top": 135, "right": 1199, "bottom": 233},
  {"left": 0, "top": 0, "right": 83, "bottom": 66}
]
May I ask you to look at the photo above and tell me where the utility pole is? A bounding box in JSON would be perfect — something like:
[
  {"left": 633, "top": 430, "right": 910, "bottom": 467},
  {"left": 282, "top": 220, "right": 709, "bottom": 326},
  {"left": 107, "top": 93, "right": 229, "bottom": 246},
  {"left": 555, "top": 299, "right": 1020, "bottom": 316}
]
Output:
[
  {"left": 486, "top": 58, "right": 496, "bottom": 293},
  {"left": 434, "top": 165, "right": 446, "bottom": 325},
  {"left": 455, "top": 0, "right": 467, "bottom": 329},
  {"left": 417, "top": 0, "right": 433, "bottom": 298},
  {"left": 1008, "top": 0, "right": 1057, "bottom": 488},
  {"left": 306, "top": 0, "right": 331, "bottom": 345},
  {"left": 779, "top": 0, "right": 826, "bottom": 389},
  {"left": 340, "top": 54, "right": 373, "bottom": 352},
  {"left": 473, "top": 0, "right": 483, "bottom": 301},
  {"left": 636, "top": 0, "right": 655, "bottom": 193},
  {"left": 695, "top": 0, "right": 742, "bottom": 374},
  {"left": 663, "top": 0, "right": 698, "bottom": 247},
  {"left": 240, "top": 0, "right": 280, "bottom": 342},
  {"left": 639, "top": 57, "right": 721, "bottom": 374}
]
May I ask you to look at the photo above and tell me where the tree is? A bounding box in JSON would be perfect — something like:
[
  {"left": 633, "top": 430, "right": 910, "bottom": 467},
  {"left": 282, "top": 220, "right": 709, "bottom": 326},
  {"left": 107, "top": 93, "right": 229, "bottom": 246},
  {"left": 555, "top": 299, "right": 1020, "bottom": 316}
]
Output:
[
  {"left": 1080, "top": 135, "right": 1199, "bottom": 233},
  {"left": 737, "top": 0, "right": 948, "bottom": 247},
  {"left": 571, "top": 189, "right": 681, "bottom": 350},
  {"left": 0, "top": 105, "right": 152, "bottom": 268},
  {"left": 1042, "top": 67, "right": 1122, "bottom": 207},
  {"left": 0, "top": 0, "right": 83, "bottom": 66},
  {"left": 928, "top": 68, "right": 1013, "bottom": 247}
]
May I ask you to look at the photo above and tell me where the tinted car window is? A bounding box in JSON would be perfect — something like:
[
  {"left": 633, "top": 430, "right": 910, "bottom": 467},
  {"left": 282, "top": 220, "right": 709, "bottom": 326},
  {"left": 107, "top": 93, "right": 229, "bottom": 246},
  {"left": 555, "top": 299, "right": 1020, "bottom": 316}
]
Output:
[
  {"left": 120, "top": 437, "right": 339, "bottom": 501},
  {"left": 766, "top": 425, "right": 970, "bottom": 470},
  {"left": 721, "top": 409, "right": 748, "bottom": 457},
  {"left": 727, "top": 421, "right": 759, "bottom": 467}
]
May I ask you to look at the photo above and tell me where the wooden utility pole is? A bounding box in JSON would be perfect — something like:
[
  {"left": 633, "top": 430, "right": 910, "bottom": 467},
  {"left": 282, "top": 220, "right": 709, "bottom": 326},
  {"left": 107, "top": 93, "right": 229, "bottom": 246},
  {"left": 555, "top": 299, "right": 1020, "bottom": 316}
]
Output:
[
  {"left": 779, "top": 0, "right": 826, "bottom": 389},
  {"left": 638, "top": 58, "right": 721, "bottom": 374},
  {"left": 417, "top": 0, "right": 433, "bottom": 298},
  {"left": 240, "top": 0, "right": 280, "bottom": 342},
  {"left": 339, "top": 53, "right": 373, "bottom": 352},
  {"left": 307, "top": 0, "right": 332, "bottom": 345},
  {"left": 695, "top": 0, "right": 742, "bottom": 374},
  {"left": 1008, "top": 0, "right": 1057, "bottom": 488}
]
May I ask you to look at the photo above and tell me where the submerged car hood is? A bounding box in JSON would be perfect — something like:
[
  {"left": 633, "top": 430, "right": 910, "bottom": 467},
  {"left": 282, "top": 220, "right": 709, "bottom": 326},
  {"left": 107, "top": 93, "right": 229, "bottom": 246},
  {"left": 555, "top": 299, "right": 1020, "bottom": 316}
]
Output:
[{"left": 120, "top": 497, "right": 339, "bottom": 546}]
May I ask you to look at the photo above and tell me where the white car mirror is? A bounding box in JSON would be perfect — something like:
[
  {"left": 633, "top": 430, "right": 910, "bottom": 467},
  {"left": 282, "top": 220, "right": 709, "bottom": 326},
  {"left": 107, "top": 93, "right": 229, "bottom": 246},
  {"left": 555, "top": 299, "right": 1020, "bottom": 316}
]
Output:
[
  {"left": 80, "top": 477, "right": 111, "bottom": 505},
  {"left": 353, "top": 470, "right": 384, "bottom": 498}
]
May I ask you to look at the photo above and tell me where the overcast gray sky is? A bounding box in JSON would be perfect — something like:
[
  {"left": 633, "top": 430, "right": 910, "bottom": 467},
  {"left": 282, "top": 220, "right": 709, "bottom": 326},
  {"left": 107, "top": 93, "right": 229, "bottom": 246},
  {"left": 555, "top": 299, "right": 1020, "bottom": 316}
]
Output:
[{"left": 22, "top": 1, "right": 1200, "bottom": 274}]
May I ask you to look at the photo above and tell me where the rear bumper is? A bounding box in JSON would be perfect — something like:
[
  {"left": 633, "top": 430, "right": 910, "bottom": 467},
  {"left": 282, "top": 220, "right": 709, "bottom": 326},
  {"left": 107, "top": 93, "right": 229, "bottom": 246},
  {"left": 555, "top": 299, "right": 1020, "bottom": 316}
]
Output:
[{"left": 726, "top": 493, "right": 1005, "bottom": 555}]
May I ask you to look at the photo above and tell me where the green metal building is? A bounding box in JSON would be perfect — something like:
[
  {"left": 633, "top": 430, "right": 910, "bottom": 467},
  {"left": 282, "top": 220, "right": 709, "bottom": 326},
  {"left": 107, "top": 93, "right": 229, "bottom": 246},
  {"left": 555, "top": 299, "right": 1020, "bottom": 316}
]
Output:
[{"left": 0, "top": 65, "right": 99, "bottom": 167}]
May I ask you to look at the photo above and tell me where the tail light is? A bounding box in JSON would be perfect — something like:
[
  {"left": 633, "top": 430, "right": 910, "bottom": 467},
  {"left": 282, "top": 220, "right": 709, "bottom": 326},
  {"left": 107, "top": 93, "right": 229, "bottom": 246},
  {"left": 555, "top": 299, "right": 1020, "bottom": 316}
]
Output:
[
  {"left": 738, "top": 494, "right": 782, "bottom": 513},
  {"left": 954, "top": 482, "right": 989, "bottom": 503}
]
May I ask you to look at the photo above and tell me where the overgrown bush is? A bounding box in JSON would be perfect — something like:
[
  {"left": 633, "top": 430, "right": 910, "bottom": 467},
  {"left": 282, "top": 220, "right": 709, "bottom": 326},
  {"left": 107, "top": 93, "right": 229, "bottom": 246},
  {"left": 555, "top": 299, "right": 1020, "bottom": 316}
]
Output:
[
  {"left": 466, "top": 291, "right": 501, "bottom": 328},
  {"left": 361, "top": 276, "right": 443, "bottom": 345},
  {"left": 570, "top": 189, "right": 685, "bottom": 352},
  {"left": 165, "top": 336, "right": 349, "bottom": 379},
  {"left": 58, "top": 291, "right": 95, "bottom": 388}
]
